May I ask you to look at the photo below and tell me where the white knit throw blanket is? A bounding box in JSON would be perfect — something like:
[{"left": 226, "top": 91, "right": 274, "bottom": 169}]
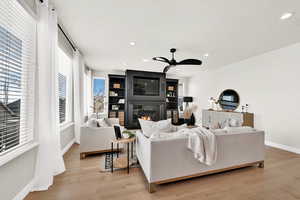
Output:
[{"left": 183, "top": 127, "right": 217, "bottom": 165}]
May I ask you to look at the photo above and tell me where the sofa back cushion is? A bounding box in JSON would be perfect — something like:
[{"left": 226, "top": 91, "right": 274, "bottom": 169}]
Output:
[
  {"left": 87, "top": 118, "right": 98, "bottom": 127},
  {"left": 138, "top": 119, "right": 173, "bottom": 138},
  {"left": 105, "top": 118, "right": 119, "bottom": 126}
]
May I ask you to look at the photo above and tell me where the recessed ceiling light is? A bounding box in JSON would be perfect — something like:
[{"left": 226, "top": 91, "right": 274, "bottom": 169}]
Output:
[
  {"left": 129, "top": 42, "right": 136, "bottom": 46},
  {"left": 280, "top": 12, "right": 293, "bottom": 20},
  {"left": 143, "top": 59, "right": 149, "bottom": 62},
  {"left": 203, "top": 53, "right": 209, "bottom": 58}
]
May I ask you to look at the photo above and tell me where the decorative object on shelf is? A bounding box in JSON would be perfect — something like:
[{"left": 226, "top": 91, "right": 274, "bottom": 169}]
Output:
[
  {"left": 110, "top": 91, "right": 118, "bottom": 96},
  {"left": 245, "top": 104, "right": 249, "bottom": 113},
  {"left": 241, "top": 104, "right": 249, "bottom": 113},
  {"left": 112, "top": 105, "right": 119, "bottom": 110},
  {"left": 209, "top": 97, "right": 219, "bottom": 110},
  {"left": 118, "top": 99, "right": 125, "bottom": 104},
  {"left": 122, "top": 130, "right": 136, "bottom": 138},
  {"left": 218, "top": 89, "right": 240, "bottom": 111},
  {"left": 168, "top": 86, "right": 174, "bottom": 91},
  {"left": 113, "top": 83, "right": 121, "bottom": 88}
]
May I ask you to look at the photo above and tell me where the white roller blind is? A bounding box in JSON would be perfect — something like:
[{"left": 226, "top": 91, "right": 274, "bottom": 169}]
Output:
[{"left": 0, "top": 0, "right": 36, "bottom": 155}]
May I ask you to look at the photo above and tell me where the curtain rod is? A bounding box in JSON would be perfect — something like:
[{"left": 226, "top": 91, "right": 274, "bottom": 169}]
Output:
[
  {"left": 58, "top": 24, "right": 77, "bottom": 52},
  {"left": 38, "top": 0, "right": 76, "bottom": 52}
]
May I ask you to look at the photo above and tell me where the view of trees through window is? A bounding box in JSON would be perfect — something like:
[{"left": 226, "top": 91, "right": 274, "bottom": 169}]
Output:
[
  {"left": 58, "top": 73, "right": 66, "bottom": 123},
  {"left": 0, "top": 26, "right": 22, "bottom": 153},
  {"left": 93, "top": 78, "right": 105, "bottom": 114}
]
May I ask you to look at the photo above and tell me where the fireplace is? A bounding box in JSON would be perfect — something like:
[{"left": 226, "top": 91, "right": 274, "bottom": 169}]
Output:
[
  {"left": 125, "top": 101, "right": 166, "bottom": 129},
  {"left": 125, "top": 70, "right": 167, "bottom": 129}
]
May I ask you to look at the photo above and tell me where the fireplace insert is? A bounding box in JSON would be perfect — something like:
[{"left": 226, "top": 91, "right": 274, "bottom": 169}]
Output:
[{"left": 125, "top": 101, "right": 166, "bottom": 129}]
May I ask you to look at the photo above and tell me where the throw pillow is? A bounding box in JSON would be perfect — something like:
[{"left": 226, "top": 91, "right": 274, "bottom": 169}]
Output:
[
  {"left": 97, "top": 118, "right": 109, "bottom": 127},
  {"left": 138, "top": 119, "right": 173, "bottom": 138},
  {"left": 87, "top": 118, "right": 98, "bottom": 128}
]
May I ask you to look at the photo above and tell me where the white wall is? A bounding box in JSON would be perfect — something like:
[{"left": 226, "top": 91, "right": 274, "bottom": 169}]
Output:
[
  {"left": 189, "top": 42, "right": 300, "bottom": 150},
  {"left": 60, "top": 124, "right": 75, "bottom": 150},
  {"left": 0, "top": 147, "right": 37, "bottom": 200}
]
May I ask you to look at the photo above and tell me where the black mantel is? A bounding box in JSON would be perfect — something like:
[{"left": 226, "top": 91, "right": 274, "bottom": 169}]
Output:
[{"left": 125, "top": 70, "right": 167, "bottom": 129}]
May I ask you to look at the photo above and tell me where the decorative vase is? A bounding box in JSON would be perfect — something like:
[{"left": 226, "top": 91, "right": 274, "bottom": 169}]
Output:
[{"left": 186, "top": 113, "right": 196, "bottom": 126}]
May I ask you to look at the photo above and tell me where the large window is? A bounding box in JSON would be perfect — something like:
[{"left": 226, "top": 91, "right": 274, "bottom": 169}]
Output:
[
  {"left": 0, "top": 0, "right": 36, "bottom": 154},
  {"left": 93, "top": 78, "right": 105, "bottom": 114},
  {"left": 58, "top": 47, "right": 73, "bottom": 125}
]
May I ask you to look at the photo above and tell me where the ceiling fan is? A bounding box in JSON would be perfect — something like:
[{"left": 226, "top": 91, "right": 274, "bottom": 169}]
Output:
[{"left": 152, "top": 48, "right": 202, "bottom": 73}]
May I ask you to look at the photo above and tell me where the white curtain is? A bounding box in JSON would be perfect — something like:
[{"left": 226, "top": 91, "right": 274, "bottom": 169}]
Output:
[
  {"left": 73, "top": 50, "right": 85, "bottom": 144},
  {"left": 32, "top": 1, "right": 65, "bottom": 191}
]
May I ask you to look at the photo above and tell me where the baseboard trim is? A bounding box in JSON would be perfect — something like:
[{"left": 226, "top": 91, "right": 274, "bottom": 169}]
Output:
[
  {"left": 265, "top": 141, "right": 300, "bottom": 154},
  {"left": 13, "top": 179, "right": 34, "bottom": 200},
  {"left": 62, "top": 138, "right": 75, "bottom": 155}
]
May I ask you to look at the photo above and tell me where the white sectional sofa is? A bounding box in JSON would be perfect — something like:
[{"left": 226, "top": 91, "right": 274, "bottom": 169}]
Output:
[
  {"left": 136, "top": 129, "right": 265, "bottom": 192},
  {"left": 80, "top": 118, "right": 120, "bottom": 159}
]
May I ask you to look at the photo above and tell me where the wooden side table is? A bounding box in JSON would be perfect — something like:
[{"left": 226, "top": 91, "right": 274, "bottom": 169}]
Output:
[{"left": 111, "top": 137, "right": 136, "bottom": 174}]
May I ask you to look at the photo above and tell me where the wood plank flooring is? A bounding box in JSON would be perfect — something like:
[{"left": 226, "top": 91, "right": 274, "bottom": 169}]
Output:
[{"left": 25, "top": 144, "right": 300, "bottom": 200}]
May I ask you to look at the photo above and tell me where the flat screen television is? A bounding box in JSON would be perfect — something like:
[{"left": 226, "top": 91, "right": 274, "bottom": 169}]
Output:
[{"left": 133, "top": 76, "right": 160, "bottom": 96}]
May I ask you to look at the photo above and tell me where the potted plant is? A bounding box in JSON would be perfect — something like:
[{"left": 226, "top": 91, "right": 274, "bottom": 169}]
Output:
[{"left": 122, "top": 130, "right": 135, "bottom": 138}]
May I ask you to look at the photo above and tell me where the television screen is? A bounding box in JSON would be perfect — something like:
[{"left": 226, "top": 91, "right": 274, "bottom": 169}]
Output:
[{"left": 133, "top": 76, "right": 160, "bottom": 96}]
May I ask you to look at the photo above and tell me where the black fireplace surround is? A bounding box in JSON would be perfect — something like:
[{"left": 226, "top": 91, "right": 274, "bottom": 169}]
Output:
[{"left": 125, "top": 70, "right": 166, "bottom": 129}]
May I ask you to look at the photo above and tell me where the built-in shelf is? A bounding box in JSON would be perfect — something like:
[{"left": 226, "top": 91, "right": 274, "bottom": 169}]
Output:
[
  {"left": 108, "top": 74, "right": 126, "bottom": 126},
  {"left": 166, "top": 78, "right": 179, "bottom": 124}
]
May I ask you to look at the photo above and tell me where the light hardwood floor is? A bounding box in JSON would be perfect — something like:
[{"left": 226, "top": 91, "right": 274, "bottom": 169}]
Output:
[{"left": 26, "top": 144, "right": 300, "bottom": 200}]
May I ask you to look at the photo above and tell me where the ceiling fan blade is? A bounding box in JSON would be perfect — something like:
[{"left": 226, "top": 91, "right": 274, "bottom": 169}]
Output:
[
  {"left": 153, "top": 57, "right": 171, "bottom": 64},
  {"left": 177, "top": 59, "right": 202, "bottom": 65},
  {"left": 163, "top": 65, "right": 171, "bottom": 73}
]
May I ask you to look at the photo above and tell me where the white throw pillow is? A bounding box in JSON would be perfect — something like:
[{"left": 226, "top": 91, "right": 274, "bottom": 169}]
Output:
[
  {"left": 87, "top": 118, "right": 98, "bottom": 128},
  {"left": 138, "top": 119, "right": 173, "bottom": 138},
  {"left": 97, "top": 118, "right": 109, "bottom": 127},
  {"left": 229, "top": 118, "right": 243, "bottom": 127}
]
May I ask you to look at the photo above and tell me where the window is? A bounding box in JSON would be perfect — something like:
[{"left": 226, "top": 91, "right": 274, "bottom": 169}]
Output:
[
  {"left": 58, "top": 73, "right": 67, "bottom": 123},
  {"left": 0, "top": 0, "right": 36, "bottom": 154},
  {"left": 93, "top": 78, "right": 105, "bottom": 114},
  {"left": 58, "top": 47, "right": 73, "bottom": 125}
]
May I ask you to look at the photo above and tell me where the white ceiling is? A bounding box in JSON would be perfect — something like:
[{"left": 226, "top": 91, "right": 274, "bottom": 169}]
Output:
[{"left": 52, "top": 0, "right": 300, "bottom": 77}]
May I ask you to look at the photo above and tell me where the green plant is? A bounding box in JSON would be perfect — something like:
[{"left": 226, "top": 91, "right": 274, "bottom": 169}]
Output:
[{"left": 122, "top": 130, "right": 135, "bottom": 138}]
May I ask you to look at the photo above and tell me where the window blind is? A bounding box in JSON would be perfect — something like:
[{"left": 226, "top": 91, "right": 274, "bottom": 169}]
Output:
[
  {"left": 58, "top": 47, "right": 73, "bottom": 125},
  {"left": 0, "top": 0, "right": 36, "bottom": 155},
  {"left": 58, "top": 73, "right": 66, "bottom": 123}
]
